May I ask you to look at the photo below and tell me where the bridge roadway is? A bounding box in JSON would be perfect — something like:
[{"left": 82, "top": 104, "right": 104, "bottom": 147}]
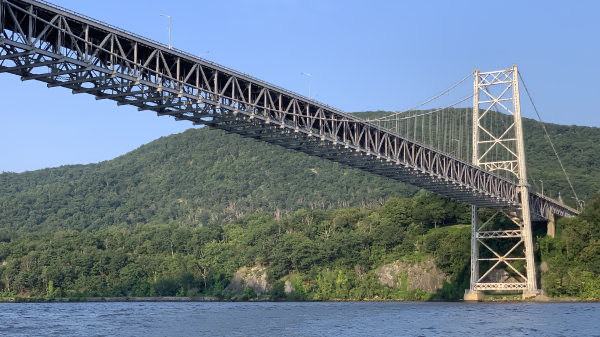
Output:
[{"left": 0, "top": 0, "right": 579, "bottom": 221}]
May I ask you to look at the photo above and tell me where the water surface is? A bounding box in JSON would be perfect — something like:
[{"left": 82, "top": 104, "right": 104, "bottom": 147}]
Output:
[{"left": 0, "top": 302, "right": 598, "bottom": 336}]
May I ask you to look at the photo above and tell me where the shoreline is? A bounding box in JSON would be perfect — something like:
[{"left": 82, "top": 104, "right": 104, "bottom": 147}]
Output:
[
  {"left": 0, "top": 296, "right": 598, "bottom": 303},
  {"left": 0, "top": 296, "right": 219, "bottom": 303}
]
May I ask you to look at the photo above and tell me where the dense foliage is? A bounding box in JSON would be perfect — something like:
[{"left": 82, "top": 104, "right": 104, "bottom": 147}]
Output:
[
  {"left": 540, "top": 192, "right": 600, "bottom": 298},
  {"left": 0, "top": 194, "right": 473, "bottom": 300},
  {"left": 0, "top": 128, "right": 415, "bottom": 232}
]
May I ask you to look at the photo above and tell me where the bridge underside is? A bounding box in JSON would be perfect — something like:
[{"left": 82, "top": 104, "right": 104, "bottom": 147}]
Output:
[
  {"left": 0, "top": 0, "right": 579, "bottom": 224},
  {"left": 212, "top": 118, "right": 514, "bottom": 209}
]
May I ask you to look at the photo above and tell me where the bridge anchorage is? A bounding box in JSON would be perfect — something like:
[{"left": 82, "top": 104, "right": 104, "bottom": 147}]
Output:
[{"left": 0, "top": 0, "right": 580, "bottom": 300}]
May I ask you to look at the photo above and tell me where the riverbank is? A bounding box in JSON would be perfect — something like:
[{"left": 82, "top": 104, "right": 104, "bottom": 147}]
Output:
[
  {"left": 1, "top": 295, "right": 597, "bottom": 303},
  {"left": 0, "top": 296, "right": 219, "bottom": 303}
]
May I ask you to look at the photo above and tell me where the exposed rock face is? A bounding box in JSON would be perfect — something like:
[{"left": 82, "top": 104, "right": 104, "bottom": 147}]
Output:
[
  {"left": 375, "top": 259, "right": 449, "bottom": 293},
  {"left": 284, "top": 280, "right": 295, "bottom": 294},
  {"left": 223, "top": 265, "right": 271, "bottom": 296}
]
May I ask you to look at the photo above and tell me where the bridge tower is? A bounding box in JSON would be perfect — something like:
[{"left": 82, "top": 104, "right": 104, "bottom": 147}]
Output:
[{"left": 466, "top": 65, "right": 538, "bottom": 300}]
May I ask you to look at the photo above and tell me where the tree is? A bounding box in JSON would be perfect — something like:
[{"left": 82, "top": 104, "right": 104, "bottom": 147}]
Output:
[{"left": 241, "top": 286, "right": 256, "bottom": 300}]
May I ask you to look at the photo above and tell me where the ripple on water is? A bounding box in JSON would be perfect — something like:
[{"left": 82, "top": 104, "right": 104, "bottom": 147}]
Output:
[{"left": 1, "top": 302, "right": 600, "bottom": 337}]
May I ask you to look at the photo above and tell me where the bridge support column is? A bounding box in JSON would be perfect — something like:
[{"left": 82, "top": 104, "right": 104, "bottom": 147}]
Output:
[
  {"left": 547, "top": 213, "right": 556, "bottom": 238},
  {"left": 465, "top": 206, "right": 484, "bottom": 301},
  {"left": 513, "top": 65, "right": 538, "bottom": 295},
  {"left": 520, "top": 186, "right": 538, "bottom": 294},
  {"left": 464, "top": 291, "right": 485, "bottom": 301},
  {"left": 469, "top": 206, "right": 480, "bottom": 289}
]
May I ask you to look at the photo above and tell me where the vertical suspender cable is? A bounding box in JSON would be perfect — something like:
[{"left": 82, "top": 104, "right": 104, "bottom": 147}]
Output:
[{"left": 421, "top": 113, "right": 425, "bottom": 144}]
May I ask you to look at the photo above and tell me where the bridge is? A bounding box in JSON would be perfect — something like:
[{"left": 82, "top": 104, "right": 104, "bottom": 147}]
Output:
[{"left": 0, "top": 0, "right": 581, "bottom": 299}]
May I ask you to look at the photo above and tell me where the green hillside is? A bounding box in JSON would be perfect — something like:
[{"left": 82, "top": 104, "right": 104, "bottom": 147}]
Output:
[
  {"left": 0, "top": 127, "right": 416, "bottom": 232},
  {"left": 1, "top": 112, "right": 599, "bottom": 233}
]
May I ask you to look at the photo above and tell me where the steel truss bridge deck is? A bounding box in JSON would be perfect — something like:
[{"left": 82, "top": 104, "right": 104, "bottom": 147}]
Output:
[{"left": 0, "top": 0, "right": 579, "bottom": 221}]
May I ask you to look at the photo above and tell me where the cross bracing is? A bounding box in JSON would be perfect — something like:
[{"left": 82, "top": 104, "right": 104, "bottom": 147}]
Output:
[{"left": 0, "top": 0, "right": 579, "bottom": 224}]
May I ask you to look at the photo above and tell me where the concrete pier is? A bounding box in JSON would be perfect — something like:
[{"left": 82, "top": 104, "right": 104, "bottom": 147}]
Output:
[{"left": 464, "top": 291, "right": 485, "bottom": 301}]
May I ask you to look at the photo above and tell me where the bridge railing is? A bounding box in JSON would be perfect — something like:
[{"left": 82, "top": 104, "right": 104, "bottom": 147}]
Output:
[{"left": 26, "top": 0, "right": 342, "bottom": 118}]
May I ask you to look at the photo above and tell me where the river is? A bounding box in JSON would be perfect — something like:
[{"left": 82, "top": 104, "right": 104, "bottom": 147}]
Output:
[{"left": 0, "top": 301, "right": 598, "bottom": 336}]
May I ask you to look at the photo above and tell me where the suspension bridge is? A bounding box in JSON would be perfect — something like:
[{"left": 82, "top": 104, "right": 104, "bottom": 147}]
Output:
[{"left": 0, "top": 0, "right": 581, "bottom": 299}]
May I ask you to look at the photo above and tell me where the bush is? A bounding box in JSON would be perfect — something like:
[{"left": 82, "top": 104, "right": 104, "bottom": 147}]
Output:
[
  {"left": 270, "top": 281, "right": 286, "bottom": 300},
  {"left": 241, "top": 286, "right": 256, "bottom": 301},
  {"left": 153, "top": 279, "right": 179, "bottom": 296}
]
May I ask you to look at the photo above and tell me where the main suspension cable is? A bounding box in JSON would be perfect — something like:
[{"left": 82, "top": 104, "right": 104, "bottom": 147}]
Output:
[
  {"left": 379, "top": 94, "right": 474, "bottom": 121},
  {"left": 368, "top": 71, "right": 474, "bottom": 122},
  {"left": 518, "top": 72, "right": 580, "bottom": 205}
]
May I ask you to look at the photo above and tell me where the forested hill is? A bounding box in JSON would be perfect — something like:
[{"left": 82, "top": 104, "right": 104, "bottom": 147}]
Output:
[
  {"left": 0, "top": 127, "right": 416, "bottom": 232},
  {"left": 1, "top": 112, "right": 599, "bottom": 233}
]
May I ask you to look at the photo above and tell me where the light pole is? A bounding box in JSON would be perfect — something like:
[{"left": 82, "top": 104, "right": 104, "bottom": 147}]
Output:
[
  {"left": 539, "top": 179, "right": 544, "bottom": 196},
  {"left": 160, "top": 14, "right": 172, "bottom": 49},
  {"left": 300, "top": 72, "right": 311, "bottom": 99}
]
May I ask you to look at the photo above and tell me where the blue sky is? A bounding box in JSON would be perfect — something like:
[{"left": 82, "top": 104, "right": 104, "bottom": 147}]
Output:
[{"left": 1, "top": 0, "right": 599, "bottom": 172}]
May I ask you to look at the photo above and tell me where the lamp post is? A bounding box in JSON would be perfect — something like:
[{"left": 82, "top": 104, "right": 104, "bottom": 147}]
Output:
[
  {"left": 160, "top": 14, "right": 172, "bottom": 49},
  {"left": 300, "top": 72, "right": 311, "bottom": 99},
  {"left": 539, "top": 179, "right": 544, "bottom": 196}
]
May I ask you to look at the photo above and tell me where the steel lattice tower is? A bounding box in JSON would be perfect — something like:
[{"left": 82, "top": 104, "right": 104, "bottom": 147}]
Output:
[{"left": 467, "top": 65, "right": 538, "bottom": 299}]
